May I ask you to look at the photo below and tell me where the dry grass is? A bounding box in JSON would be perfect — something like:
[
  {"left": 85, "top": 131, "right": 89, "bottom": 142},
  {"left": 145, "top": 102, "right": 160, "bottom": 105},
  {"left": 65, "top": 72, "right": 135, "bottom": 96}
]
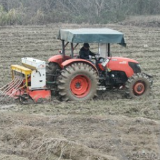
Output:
[{"left": 0, "top": 112, "right": 160, "bottom": 160}]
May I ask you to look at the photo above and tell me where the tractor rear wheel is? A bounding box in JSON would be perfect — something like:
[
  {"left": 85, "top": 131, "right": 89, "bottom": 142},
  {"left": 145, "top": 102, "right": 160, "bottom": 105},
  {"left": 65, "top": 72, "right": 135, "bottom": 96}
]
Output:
[
  {"left": 58, "top": 63, "right": 98, "bottom": 101},
  {"left": 125, "top": 73, "right": 152, "bottom": 98},
  {"left": 46, "top": 62, "right": 60, "bottom": 96},
  {"left": 46, "top": 62, "right": 60, "bottom": 82}
]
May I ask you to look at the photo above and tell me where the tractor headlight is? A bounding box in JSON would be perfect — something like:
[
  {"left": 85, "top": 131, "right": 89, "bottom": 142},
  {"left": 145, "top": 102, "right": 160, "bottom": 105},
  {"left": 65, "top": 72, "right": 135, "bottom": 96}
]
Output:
[{"left": 129, "top": 62, "right": 141, "bottom": 73}]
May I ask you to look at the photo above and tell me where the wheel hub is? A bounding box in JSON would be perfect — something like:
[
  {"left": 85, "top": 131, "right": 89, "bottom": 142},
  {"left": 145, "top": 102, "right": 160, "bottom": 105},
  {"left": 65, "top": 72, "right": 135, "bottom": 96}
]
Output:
[
  {"left": 134, "top": 82, "right": 145, "bottom": 95},
  {"left": 70, "top": 75, "right": 91, "bottom": 98},
  {"left": 75, "top": 82, "right": 81, "bottom": 89}
]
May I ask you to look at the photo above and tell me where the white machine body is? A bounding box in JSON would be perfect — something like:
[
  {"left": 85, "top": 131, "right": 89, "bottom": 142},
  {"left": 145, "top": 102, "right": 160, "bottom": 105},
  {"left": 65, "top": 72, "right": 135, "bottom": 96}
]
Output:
[{"left": 22, "top": 57, "right": 46, "bottom": 90}]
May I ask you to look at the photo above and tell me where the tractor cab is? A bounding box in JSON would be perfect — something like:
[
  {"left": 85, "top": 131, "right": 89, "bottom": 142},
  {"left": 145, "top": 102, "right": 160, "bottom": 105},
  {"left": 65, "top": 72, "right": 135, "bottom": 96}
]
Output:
[
  {"left": 49, "top": 28, "right": 127, "bottom": 72},
  {"left": 57, "top": 28, "right": 126, "bottom": 57}
]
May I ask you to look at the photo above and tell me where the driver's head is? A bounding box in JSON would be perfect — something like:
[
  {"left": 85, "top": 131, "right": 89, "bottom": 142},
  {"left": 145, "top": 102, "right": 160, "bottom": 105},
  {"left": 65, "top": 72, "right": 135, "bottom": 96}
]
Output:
[{"left": 83, "top": 43, "right": 90, "bottom": 50}]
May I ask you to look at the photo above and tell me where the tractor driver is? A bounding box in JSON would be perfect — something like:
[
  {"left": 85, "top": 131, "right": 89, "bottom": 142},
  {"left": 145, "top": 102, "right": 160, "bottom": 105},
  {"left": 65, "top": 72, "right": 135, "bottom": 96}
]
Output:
[{"left": 79, "top": 43, "right": 96, "bottom": 60}]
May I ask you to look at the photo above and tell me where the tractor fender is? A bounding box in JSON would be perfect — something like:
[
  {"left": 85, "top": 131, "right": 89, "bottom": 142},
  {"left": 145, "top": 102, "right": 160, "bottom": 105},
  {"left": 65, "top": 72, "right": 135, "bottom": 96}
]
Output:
[
  {"left": 61, "top": 59, "right": 99, "bottom": 74},
  {"left": 48, "top": 55, "right": 71, "bottom": 67}
]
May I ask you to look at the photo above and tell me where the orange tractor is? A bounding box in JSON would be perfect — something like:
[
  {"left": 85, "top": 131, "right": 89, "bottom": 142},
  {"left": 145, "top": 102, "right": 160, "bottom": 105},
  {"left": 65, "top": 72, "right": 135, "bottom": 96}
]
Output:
[{"left": 0, "top": 28, "right": 153, "bottom": 103}]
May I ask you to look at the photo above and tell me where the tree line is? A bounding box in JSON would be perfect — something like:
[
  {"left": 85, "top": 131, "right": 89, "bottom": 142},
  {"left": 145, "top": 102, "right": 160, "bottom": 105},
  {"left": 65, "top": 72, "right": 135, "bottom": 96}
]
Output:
[{"left": 0, "top": 0, "right": 160, "bottom": 25}]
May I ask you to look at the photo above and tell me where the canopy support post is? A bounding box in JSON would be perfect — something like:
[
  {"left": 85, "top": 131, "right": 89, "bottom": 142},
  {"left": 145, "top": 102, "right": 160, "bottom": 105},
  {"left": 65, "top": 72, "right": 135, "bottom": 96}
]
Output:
[
  {"left": 71, "top": 43, "right": 74, "bottom": 58},
  {"left": 108, "top": 43, "right": 111, "bottom": 57},
  {"left": 62, "top": 40, "right": 65, "bottom": 56}
]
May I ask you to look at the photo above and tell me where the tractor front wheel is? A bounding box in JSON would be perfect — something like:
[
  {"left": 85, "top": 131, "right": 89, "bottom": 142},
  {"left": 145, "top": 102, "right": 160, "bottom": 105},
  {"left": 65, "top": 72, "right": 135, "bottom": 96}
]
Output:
[
  {"left": 58, "top": 63, "right": 98, "bottom": 101},
  {"left": 125, "top": 73, "right": 152, "bottom": 98}
]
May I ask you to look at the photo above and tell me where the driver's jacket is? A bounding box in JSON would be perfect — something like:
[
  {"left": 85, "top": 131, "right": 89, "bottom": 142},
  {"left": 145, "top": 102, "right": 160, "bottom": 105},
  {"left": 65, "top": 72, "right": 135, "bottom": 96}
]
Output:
[{"left": 79, "top": 47, "right": 95, "bottom": 59}]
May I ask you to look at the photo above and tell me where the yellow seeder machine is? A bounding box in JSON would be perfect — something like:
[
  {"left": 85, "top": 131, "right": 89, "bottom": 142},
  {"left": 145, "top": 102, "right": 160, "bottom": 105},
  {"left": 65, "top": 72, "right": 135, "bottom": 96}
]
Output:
[{"left": 0, "top": 57, "right": 51, "bottom": 103}]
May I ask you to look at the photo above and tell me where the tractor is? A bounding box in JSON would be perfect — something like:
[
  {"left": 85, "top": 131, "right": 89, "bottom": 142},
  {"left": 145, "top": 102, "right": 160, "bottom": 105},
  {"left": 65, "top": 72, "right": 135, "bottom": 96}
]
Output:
[
  {"left": 0, "top": 28, "right": 153, "bottom": 103},
  {"left": 46, "top": 28, "right": 153, "bottom": 101}
]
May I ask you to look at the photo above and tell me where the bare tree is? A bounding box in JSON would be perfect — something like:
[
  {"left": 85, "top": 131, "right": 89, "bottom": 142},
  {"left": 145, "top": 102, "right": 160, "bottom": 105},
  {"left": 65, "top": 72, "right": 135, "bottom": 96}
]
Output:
[
  {"left": 94, "top": 0, "right": 105, "bottom": 17},
  {"left": 0, "top": 0, "right": 8, "bottom": 11}
]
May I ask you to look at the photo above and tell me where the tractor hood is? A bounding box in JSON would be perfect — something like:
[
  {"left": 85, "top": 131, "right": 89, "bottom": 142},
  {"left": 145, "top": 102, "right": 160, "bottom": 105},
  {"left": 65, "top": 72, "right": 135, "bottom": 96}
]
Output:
[{"left": 58, "top": 28, "right": 126, "bottom": 46}]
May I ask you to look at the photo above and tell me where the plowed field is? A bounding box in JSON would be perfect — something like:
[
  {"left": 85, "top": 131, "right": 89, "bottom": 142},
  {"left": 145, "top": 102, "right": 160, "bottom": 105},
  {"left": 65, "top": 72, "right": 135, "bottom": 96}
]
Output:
[{"left": 0, "top": 22, "right": 160, "bottom": 160}]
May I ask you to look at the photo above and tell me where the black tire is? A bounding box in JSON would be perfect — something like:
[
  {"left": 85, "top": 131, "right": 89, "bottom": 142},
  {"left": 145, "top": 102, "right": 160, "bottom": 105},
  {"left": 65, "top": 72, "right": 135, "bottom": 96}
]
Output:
[
  {"left": 46, "top": 62, "right": 60, "bottom": 82},
  {"left": 58, "top": 63, "right": 98, "bottom": 101},
  {"left": 125, "top": 73, "right": 152, "bottom": 98}
]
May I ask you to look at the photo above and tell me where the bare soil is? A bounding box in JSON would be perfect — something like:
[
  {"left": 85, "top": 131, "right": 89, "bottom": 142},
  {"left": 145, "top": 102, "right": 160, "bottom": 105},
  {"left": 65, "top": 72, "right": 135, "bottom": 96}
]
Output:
[{"left": 0, "top": 16, "right": 160, "bottom": 160}]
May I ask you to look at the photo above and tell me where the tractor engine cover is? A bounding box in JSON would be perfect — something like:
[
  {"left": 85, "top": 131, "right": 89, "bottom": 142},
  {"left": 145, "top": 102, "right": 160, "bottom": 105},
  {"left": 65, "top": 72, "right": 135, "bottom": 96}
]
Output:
[{"left": 98, "top": 57, "right": 140, "bottom": 78}]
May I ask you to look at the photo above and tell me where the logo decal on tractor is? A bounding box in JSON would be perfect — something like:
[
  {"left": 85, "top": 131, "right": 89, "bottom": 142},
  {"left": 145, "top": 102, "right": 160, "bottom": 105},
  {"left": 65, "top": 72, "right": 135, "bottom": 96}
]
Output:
[
  {"left": 119, "top": 61, "right": 127, "bottom": 64},
  {"left": 112, "top": 59, "right": 117, "bottom": 61}
]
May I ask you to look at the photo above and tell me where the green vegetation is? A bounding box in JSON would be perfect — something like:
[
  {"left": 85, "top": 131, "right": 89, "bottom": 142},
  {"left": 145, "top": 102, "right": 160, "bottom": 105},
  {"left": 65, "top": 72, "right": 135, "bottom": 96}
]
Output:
[{"left": 0, "top": 0, "right": 160, "bottom": 25}]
